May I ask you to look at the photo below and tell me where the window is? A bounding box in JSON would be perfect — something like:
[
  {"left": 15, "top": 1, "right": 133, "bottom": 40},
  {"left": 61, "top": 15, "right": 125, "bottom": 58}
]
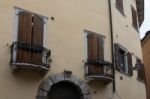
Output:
[
  {"left": 87, "top": 32, "right": 104, "bottom": 62},
  {"left": 114, "top": 44, "right": 133, "bottom": 76},
  {"left": 131, "top": 6, "right": 138, "bottom": 31},
  {"left": 116, "top": 0, "right": 124, "bottom": 15},
  {"left": 85, "top": 31, "right": 105, "bottom": 75},
  {"left": 16, "top": 11, "right": 45, "bottom": 64}
]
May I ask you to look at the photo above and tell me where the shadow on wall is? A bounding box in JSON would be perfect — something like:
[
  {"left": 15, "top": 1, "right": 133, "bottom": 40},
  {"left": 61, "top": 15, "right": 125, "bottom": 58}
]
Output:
[{"left": 12, "top": 70, "right": 44, "bottom": 83}]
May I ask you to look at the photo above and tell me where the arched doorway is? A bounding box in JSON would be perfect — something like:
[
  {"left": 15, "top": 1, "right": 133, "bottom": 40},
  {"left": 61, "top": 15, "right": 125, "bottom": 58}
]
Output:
[
  {"left": 48, "top": 81, "right": 82, "bottom": 99},
  {"left": 36, "top": 73, "right": 91, "bottom": 99}
]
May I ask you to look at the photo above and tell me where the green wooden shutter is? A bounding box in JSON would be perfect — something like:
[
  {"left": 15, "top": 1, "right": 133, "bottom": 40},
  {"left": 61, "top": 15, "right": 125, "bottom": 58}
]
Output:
[
  {"left": 114, "top": 44, "right": 121, "bottom": 71},
  {"left": 17, "top": 12, "right": 32, "bottom": 63},
  {"left": 127, "top": 52, "right": 133, "bottom": 76},
  {"left": 31, "top": 15, "right": 44, "bottom": 64}
]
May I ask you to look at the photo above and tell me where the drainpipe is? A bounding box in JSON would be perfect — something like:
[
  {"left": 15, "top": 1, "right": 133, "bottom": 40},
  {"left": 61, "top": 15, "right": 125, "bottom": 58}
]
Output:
[{"left": 108, "top": 0, "right": 115, "bottom": 92}]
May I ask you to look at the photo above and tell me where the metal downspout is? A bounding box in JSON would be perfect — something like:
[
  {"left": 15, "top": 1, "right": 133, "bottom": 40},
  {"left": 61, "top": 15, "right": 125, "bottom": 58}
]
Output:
[{"left": 108, "top": 0, "right": 115, "bottom": 92}]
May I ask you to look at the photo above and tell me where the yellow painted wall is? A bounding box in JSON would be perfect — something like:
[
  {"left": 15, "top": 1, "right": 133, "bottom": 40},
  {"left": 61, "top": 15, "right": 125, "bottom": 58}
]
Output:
[
  {"left": 111, "top": 0, "right": 146, "bottom": 99},
  {"left": 0, "top": 0, "right": 146, "bottom": 99}
]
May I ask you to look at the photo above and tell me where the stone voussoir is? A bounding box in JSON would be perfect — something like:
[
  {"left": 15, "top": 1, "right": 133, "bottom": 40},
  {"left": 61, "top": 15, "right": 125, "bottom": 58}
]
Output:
[
  {"left": 50, "top": 73, "right": 64, "bottom": 83},
  {"left": 37, "top": 73, "right": 91, "bottom": 99}
]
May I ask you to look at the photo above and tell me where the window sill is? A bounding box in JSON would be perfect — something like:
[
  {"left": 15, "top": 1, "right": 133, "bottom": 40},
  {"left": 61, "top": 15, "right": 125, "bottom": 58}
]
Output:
[{"left": 116, "top": 69, "right": 133, "bottom": 77}]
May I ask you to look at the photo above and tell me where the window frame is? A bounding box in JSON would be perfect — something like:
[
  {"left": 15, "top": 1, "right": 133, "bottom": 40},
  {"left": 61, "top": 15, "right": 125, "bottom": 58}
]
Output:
[
  {"left": 13, "top": 7, "right": 48, "bottom": 63},
  {"left": 114, "top": 44, "right": 133, "bottom": 76},
  {"left": 84, "top": 30, "right": 105, "bottom": 76},
  {"left": 117, "top": 45, "right": 128, "bottom": 74},
  {"left": 84, "top": 30, "right": 105, "bottom": 63},
  {"left": 14, "top": 8, "right": 48, "bottom": 46}
]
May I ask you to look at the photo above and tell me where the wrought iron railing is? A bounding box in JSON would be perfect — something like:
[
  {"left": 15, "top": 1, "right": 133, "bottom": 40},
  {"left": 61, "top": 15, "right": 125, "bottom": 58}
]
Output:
[
  {"left": 85, "top": 59, "right": 113, "bottom": 82},
  {"left": 10, "top": 42, "right": 51, "bottom": 71}
]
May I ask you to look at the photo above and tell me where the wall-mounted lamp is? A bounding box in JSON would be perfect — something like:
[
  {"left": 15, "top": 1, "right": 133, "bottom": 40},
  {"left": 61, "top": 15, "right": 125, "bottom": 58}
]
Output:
[{"left": 132, "top": 63, "right": 144, "bottom": 70}]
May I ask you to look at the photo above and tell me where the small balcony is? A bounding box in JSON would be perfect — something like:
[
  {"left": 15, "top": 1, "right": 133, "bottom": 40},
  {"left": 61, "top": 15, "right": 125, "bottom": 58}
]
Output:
[
  {"left": 10, "top": 42, "right": 51, "bottom": 73},
  {"left": 85, "top": 59, "right": 113, "bottom": 84}
]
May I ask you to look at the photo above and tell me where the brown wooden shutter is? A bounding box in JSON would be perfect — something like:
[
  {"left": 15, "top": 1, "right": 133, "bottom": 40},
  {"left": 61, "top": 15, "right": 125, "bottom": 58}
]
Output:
[
  {"left": 97, "top": 35, "right": 104, "bottom": 75},
  {"left": 131, "top": 7, "right": 138, "bottom": 30},
  {"left": 17, "top": 12, "right": 32, "bottom": 62},
  {"left": 87, "top": 33, "right": 99, "bottom": 75},
  {"left": 97, "top": 36, "right": 104, "bottom": 61},
  {"left": 116, "top": 0, "right": 124, "bottom": 14},
  {"left": 31, "top": 15, "right": 44, "bottom": 64},
  {"left": 114, "top": 44, "right": 120, "bottom": 71},
  {"left": 32, "top": 15, "right": 44, "bottom": 46},
  {"left": 127, "top": 52, "right": 133, "bottom": 76},
  {"left": 87, "top": 33, "right": 98, "bottom": 61}
]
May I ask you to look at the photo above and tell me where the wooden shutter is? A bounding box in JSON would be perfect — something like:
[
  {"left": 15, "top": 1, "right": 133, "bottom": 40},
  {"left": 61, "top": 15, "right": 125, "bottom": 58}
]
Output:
[
  {"left": 87, "top": 33, "right": 104, "bottom": 75},
  {"left": 17, "top": 12, "right": 32, "bottom": 62},
  {"left": 87, "top": 33, "right": 99, "bottom": 75},
  {"left": 31, "top": 15, "right": 44, "bottom": 64},
  {"left": 32, "top": 15, "right": 44, "bottom": 46},
  {"left": 114, "top": 44, "right": 121, "bottom": 71},
  {"left": 131, "top": 7, "right": 138, "bottom": 30},
  {"left": 87, "top": 33, "right": 98, "bottom": 61},
  {"left": 97, "top": 35, "right": 104, "bottom": 74},
  {"left": 116, "top": 0, "right": 124, "bottom": 14},
  {"left": 127, "top": 52, "right": 133, "bottom": 76},
  {"left": 97, "top": 36, "right": 104, "bottom": 61}
]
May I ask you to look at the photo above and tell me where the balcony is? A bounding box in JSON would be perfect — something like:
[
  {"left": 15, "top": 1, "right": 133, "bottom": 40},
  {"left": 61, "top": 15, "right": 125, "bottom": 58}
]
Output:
[
  {"left": 10, "top": 42, "right": 51, "bottom": 73},
  {"left": 85, "top": 59, "right": 113, "bottom": 84}
]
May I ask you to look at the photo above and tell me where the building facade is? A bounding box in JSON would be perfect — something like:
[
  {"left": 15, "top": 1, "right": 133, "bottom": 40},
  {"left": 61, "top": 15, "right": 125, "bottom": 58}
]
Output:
[
  {"left": 142, "top": 31, "right": 150, "bottom": 99},
  {"left": 0, "top": 0, "right": 145, "bottom": 99}
]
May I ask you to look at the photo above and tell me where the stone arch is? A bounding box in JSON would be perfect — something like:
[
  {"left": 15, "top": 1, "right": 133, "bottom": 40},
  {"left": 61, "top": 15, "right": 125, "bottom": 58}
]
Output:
[{"left": 36, "top": 72, "right": 91, "bottom": 99}]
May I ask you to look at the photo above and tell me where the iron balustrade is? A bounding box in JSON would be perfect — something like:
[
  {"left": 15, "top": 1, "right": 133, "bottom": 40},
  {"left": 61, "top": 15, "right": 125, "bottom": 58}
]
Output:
[
  {"left": 85, "top": 59, "right": 113, "bottom": 83},
  {"left": 10, "top": 42, "right": 51, "bottom": 71}
]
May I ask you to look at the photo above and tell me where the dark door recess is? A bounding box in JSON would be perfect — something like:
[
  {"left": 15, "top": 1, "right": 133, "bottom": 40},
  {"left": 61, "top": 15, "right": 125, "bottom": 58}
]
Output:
[{"left": 48, "top": 82, "right": 82, "bottom": 99}]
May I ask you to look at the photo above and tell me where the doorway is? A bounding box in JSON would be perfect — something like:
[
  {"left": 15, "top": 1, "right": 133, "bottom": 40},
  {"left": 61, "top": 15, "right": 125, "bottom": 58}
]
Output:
[{"left": 47, "top": 81, "right": 83, "bottom": 99}]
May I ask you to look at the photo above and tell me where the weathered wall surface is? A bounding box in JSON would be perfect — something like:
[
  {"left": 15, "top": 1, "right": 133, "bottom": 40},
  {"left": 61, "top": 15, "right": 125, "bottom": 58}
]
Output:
[
  {"left": 0, "top": 0, "right": 146, "bottom": 99},
  {"left": 0, "top": 0, "right": 112, "bottom": 99},
  {"left": 111, "top": 0, "right": 146, "bottom": 99}
]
